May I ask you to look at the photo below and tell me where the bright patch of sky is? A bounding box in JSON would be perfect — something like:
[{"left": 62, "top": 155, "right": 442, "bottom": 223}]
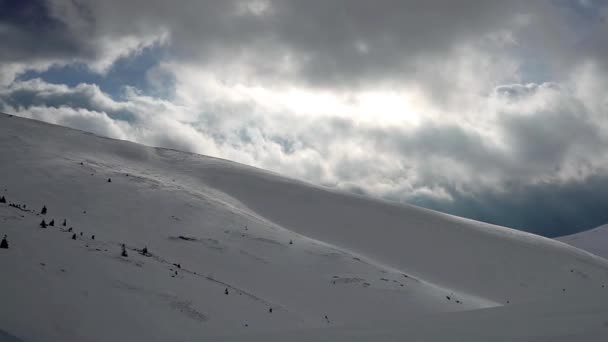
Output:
[{"left": 16, "top": 44, "right": 173, "bottom": 101}]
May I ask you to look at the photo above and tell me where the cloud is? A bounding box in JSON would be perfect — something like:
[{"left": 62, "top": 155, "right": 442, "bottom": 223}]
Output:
[
  {"left": 413, "top": 174, "right": 608, "bottom": 237},
  {"left": 0, "top": 0, "right": 91, "bottom": 62},
  {"left": 0, "top": 79, "right": 215, "bottom": 154},
  {"left": 0, "top": 0, "right": 167, "bottom": 86},
  {"left": 1, "top": 1, "right": 608, "bottom": 235},
  {"left": 3, "top": 1, "right": 533, "bottom": 90}
]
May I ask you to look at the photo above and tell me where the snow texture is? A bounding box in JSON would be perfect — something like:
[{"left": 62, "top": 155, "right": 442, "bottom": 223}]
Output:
[
  {"left": 557, "top": 224, "right": 608, "bottom": 260},
  {"left": 1, "top": 113, "right": 608, "bottom": 341}
]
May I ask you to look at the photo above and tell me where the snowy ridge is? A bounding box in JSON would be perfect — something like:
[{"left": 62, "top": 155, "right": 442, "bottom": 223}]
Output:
[
  {"left": 1, "top": 112, "right": 608, "bottom": 341},
  {"left": 557, "top": 224, "right": 608, "bottom": 259}
]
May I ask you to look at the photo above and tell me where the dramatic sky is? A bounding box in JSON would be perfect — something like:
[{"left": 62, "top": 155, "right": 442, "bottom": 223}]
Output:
[{"left": 1, "top": 0, "right": 608, "bottom": 237}]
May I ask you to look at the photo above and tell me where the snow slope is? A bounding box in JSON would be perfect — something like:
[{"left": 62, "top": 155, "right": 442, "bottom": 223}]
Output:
[
  {"left": 1, "top": 112, "right": 608, "bottom": 341},
  {"left": 557, "top": 224, "right": 608, "bottom": 259}
]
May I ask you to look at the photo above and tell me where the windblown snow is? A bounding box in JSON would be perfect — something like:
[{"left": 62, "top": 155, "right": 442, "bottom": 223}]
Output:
[{"left": 1, "top": 113, "right": 608, "bottom": 341}]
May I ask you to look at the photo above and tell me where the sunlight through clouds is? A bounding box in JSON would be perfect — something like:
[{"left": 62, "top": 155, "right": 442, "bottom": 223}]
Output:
[{"left": 2, "top": 0, "right": 608, "bottom": 235}]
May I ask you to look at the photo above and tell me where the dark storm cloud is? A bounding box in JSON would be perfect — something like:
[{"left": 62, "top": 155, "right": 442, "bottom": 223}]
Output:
[
  {"left": 405, "top": 116, "right": 608, "bottom": 236},
  {"left": 0, "top": 0, "right": 95, "bottom": 63},
  {"left": 412, "top": 174, "right": 608, "bottom": 237},
  {"left": 25, "top": 0, "right": 537, "bottom": 87},
  {"left": 0, "top": 0, "right": 584, "bottom": 90},
  {"left": 501, "top": 105, "right": 601, "bottom": 168},
  {"left": 0, "top": 0, "right": 602, "bottom": 85},
  {"left": 494, "top": 83, "right": 606, "bottom": 178},
  {"left": 265, "top": 1, "right": 530, "bottom": 86},
  {"left": 507, "top": 0, "right": 608, "bottom": 79}
]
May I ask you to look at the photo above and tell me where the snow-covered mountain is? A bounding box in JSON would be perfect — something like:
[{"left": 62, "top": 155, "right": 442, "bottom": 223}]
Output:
[
  {"left": 557, "top": 224, "right": 608, "bottom": 260},
  {"left": 1, "top": 112, "right": 608, "bottom": 341}
]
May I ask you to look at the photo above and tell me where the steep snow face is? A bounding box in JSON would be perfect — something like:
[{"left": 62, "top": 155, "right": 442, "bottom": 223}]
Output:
[
  {"left": 1, "top": 113, "right": 608, "bottom": 341},
  {"left": 557, "top": 224, "right": 608, "bottom": 259}
]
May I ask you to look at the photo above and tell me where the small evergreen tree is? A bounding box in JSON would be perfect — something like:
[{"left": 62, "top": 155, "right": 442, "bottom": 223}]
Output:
[
  {"left": 72, "top": 233, "right": 77, "bottom": 240},
  {"left": 49, "top": 219, "right": 55, "bottom": 226},
  {"left": 0, "top": 196, "right": 6, "bottom": 203},
  {"left": 142, "top": 246, "right": 148, "bottom": 255},
  {"left": 224, "top": 288, "right": 229, "bottom": 295},
  {"left": 62, "top": 219, "right": 66, "bottom": 226},
  {"left": 41, "top": 206, "right": 47, "bottom": 215},
  {"left": 107, "top": 178, "right": 112, "bottom": 183},
  {"left": 0, "top": 235, "right": 8, "bottom": 249},
  {"left": 40, "top": 219, "right": 47, "bottom": 228},
  {"left": 121, "top": 244, "right": 128, "bottom": 257},
  {"left": 91, "top": 235, "right": 95, "bottom": 240}
]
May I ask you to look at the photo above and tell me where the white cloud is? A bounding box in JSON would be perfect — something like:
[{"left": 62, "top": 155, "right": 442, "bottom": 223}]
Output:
[{"left": 2, "top": 0, "right": 608, "bottom": 232}]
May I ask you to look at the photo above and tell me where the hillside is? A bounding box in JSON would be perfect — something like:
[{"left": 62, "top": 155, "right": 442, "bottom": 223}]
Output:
[
  {"left": 557, "top": 224, "right": 608, "bottom": 259},
  {"left": 1, "top": 112, "right": 608, "bottom": 341}
]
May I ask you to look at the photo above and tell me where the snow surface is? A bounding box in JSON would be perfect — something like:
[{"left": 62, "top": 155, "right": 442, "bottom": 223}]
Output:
[
  {"left": 1, "top": 112, "right": 608, "bottom": 341},
  {"left": 557, "top": 224, "right": 608, "bottom": 260}
]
